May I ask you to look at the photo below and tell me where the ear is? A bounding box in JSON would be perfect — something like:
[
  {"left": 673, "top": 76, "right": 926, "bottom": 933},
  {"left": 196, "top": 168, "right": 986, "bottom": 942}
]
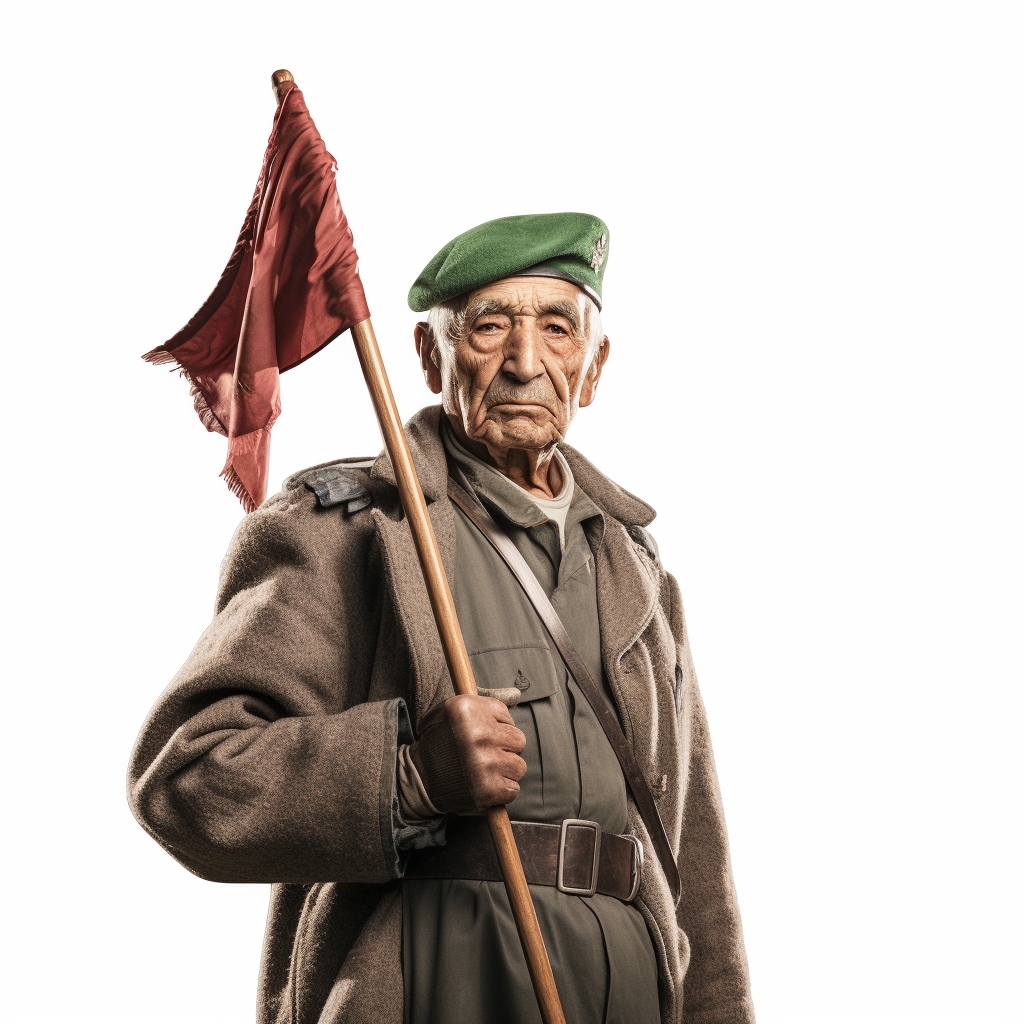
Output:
[
  {"left": 414, "top": 321, "right": 443, "bottom": 395},
  {"left": 579, "top": 336, "right": 611, "bottom": 408}
]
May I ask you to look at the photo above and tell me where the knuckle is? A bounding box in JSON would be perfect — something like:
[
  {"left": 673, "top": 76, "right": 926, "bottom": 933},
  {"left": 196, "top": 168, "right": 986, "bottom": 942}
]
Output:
[
  {"left": 446, "top": 695, "right": 471, "bottom": 721},
  {"left": 467, "top": 722, "right": 490, "bottom": 747}
]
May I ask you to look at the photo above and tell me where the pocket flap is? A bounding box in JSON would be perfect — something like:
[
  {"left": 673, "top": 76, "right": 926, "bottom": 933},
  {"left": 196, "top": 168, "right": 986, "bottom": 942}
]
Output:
[{"left": 469, "top": 646, "right": 562, "bottom": 703}]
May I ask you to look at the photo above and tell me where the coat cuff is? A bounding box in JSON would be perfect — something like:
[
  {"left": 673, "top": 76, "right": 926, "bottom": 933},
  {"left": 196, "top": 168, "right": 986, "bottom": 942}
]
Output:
[{"left": 381, "top": 700, "right": 446, "bottom": 875}]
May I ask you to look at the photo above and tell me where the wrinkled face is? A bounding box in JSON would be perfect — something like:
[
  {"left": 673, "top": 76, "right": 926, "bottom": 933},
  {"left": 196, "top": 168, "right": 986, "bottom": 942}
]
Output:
[{"left": 424, "top": 276, "right": 609, "bottom": 457}]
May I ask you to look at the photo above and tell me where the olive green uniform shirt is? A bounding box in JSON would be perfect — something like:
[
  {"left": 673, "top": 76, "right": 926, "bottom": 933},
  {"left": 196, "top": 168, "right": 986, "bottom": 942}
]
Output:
[{"left": 401, "top": 424, "right": 660, "bottom": 1024}]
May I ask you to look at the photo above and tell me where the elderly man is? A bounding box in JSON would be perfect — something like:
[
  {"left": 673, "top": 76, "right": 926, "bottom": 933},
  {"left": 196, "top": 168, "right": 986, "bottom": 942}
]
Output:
[{"left": 129, "top": 213, "right": 754, "bottom": 1024}]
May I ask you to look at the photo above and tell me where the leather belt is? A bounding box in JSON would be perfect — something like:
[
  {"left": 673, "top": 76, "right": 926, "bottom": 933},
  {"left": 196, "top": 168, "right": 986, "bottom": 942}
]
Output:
[{"left": 404, "top": 817, "right": 644, "bottom": 902}]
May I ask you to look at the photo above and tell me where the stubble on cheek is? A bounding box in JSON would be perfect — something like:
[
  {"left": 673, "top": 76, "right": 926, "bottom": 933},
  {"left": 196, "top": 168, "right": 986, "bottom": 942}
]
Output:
[{"left": 441, "top": 350, "right": 492, "bottom": 440}]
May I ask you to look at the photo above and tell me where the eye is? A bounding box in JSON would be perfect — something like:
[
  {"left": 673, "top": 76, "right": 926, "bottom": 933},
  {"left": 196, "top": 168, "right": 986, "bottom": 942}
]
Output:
[
  {"left": 474, "top": 319, "right": 507, "bottom": 333},
  {"left": 545, "top": 323, "right": 569, "bottom": 336}
]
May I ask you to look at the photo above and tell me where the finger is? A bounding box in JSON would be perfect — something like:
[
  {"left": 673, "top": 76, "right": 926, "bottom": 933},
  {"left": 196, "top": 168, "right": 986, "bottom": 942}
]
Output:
[
  {"left": 481, "top": 697, "right": 515, "bottom": 727},
  {"left": 499, "top": 752, "right": 528, "bottom": 782},
  {"left": 493, "top": 723, "right": 527, "bottom": 754},
  {"left": 446, "top": 694, "right": 507, "bottom": 731},
  {"left": 466, "top": 773, "right": 520, "bottom": 812},
  {"left": 478, "top": 686, "right": 522, "bottom": 708},
  {"left": 492, "top": 777, "right": 520, "bottom": 805}
]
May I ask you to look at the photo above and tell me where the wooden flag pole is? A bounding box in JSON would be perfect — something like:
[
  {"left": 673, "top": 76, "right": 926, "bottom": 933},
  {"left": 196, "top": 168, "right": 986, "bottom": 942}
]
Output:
[
  {"left": 269, "top": 69, "right": 564, "bottom": 1023},
  {"left": 347, "top": 317, "right": 566, "bottom": 1024}
]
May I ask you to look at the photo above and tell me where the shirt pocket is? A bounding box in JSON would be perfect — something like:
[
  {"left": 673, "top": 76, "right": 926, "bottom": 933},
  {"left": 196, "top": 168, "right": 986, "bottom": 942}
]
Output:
[
  {"left": 469, "top": 645, "right": 563, "bottom": 704},
  {"left": 470, "top": 645, "right": 578, "bottom": 821}
]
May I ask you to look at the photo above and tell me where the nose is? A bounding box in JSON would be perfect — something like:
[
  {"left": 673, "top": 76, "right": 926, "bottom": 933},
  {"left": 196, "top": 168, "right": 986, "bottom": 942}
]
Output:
[{"left": 502, "top": 317, "right": 545, "bottom": 383}]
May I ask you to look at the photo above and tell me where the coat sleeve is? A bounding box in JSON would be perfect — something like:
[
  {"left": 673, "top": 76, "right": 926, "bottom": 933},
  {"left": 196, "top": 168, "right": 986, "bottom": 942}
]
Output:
[
  {"left": 127, "top": 488, "right": 420, "bottom": 885},
  {"left": 666, "top": 573, "right": 756, "bottom": 1024}
]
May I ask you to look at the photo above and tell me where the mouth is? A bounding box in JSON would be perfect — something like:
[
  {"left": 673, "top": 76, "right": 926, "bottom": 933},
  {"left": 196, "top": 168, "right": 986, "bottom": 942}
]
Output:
[{"left": 488, "top": 400, "right": 550, "bottom": 412}]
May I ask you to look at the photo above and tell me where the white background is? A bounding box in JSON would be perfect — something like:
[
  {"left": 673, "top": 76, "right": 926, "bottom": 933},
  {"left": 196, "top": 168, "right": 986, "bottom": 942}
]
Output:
[{"left": 2, "top": 2, "right": 1021, "bottom": 1022}]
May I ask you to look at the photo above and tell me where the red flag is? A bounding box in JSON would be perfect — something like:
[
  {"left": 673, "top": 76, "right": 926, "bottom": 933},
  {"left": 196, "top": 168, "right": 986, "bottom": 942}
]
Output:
[{"left": 144, "top": 79, "right": 370, "bottom": 512}]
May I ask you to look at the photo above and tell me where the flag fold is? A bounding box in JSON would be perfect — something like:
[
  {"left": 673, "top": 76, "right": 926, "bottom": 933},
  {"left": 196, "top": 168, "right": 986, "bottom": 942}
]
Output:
[{"left": 144, "top": 80, "right": 370, "bottom": 511}]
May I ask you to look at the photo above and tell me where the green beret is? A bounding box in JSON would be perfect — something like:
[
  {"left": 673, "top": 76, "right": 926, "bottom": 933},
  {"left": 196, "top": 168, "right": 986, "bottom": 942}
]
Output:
[{"left": 408, "top": 212, "right": 609, "bottom": 312}]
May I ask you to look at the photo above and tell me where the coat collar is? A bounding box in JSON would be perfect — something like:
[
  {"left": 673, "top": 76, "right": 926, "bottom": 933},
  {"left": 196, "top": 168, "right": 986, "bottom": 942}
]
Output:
[
  {"left": 559, "top": 443, "right": 656, "bottom": 529},
  {"left": 369, "top": 406, "right": 450, "bottom": 508}
]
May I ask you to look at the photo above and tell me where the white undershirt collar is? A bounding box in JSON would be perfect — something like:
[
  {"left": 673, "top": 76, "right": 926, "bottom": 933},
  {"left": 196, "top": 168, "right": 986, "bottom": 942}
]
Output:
[{"left": 446, "top": 431, "right": 576, "bottom": 550}]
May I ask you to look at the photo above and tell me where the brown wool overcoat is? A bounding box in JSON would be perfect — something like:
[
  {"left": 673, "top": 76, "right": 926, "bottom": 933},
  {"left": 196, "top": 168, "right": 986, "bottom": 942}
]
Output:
[{"left": 128, "top": 406, "right": 754, "bottom": 1024}]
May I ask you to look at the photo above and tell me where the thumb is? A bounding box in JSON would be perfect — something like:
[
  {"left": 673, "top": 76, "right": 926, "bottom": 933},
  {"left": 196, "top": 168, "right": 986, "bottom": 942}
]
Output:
[{"left": 477, "top": 686, "right": 522, "bottom": 709}]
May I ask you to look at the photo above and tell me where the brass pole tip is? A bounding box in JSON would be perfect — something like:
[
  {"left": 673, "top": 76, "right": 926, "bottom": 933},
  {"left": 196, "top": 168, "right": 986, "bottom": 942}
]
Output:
[{"left": 271, "top": 69, "right": 295, "bottom": 104}]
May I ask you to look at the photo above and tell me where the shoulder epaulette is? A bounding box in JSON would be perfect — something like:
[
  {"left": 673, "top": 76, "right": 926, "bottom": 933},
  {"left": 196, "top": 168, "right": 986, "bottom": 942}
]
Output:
[
  {"left": 284, "top": 457, "right": 376, "bottom": 514},
  {"left": 629, "top": 524, "right": 661, "bottom": 566}
]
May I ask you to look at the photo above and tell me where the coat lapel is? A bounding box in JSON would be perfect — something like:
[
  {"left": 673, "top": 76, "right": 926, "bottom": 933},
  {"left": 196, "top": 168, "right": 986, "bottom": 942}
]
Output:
[{"left": 561, "top": 445, "right": 662, "bottom": 751}]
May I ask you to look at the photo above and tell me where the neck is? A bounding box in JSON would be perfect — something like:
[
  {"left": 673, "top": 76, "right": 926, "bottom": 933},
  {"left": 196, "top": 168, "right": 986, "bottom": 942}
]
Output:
[{"left": 445, "top": 414, "right": 562, "bottom": 499}]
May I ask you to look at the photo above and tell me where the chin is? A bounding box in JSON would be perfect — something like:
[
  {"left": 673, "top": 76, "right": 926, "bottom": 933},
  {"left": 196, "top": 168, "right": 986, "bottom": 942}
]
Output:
[{"left": 487, "top": 421, "right": 558, "bottom": 452}]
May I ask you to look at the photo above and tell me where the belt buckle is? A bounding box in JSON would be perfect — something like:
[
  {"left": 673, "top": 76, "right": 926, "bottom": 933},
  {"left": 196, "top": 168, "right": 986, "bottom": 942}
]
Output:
[
  {"left": 557, "top": 818, "right": 602, "bottom": 897},
  {"left": 624, "top": 833, "right": 645, "bottom": 902}
]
